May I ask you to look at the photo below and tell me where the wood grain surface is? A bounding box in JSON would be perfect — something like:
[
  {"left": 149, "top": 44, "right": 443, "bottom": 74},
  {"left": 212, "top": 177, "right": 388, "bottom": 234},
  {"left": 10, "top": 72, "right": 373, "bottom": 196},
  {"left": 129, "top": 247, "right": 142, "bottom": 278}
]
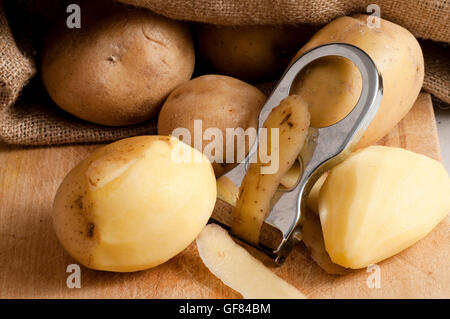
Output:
[{"left": 0, "top": 93, "right": 448, "bottom": 298}]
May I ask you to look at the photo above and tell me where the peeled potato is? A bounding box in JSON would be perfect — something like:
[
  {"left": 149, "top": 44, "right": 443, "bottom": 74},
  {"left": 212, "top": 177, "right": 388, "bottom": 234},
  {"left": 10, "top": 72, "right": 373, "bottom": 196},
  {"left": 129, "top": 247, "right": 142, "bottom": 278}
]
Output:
[
  {"left": 279, "top": 160, "right": 301, "bottom": 189},
  {"left": 53, "top": 136, "right": 216, "bottom": 272},
  {"left": 196, "top": 224, "right": 306, "bottom": 299},
  {"left": 319, "top": 146, "right": 450, "bottom": 269},
  {"left": 216, "top": 176, "right": 239, "bottom": 207},
  {"left": 305, "top": 173, "right": 328, "bottom": 214},
  {"left": 301, "top": 209, "right": 350, "bottom": 275}
]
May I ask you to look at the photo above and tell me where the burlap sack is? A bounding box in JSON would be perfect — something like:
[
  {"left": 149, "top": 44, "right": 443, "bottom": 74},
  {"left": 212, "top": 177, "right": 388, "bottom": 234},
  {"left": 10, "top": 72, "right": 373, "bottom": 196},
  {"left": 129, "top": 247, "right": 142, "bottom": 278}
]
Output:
[
  {"left": 0, "top": 0, "right": 448, "bottom": 145},
  {"left": 120, "top": 0, "right": 450, "bottom": 42},
  {"left": 422, "top": 40, "right": 450, "bottom": 104}
]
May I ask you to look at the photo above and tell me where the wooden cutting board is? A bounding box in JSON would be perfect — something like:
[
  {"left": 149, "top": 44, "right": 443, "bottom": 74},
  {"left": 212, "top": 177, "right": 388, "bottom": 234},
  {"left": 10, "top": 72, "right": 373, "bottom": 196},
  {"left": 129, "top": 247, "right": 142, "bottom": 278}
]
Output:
[{"left": 0, "top": 92, "right": 448, "bottom": 298}]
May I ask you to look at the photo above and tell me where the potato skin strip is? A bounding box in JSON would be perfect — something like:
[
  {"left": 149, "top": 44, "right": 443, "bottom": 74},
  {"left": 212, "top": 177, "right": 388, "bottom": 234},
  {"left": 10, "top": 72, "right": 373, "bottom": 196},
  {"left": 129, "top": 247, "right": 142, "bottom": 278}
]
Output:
[
  {"left": 232, "top": 95, "right": 310, "bottom": 244},
  {"left": 196, "top": 224, "right": 307, "bottom": 299}
]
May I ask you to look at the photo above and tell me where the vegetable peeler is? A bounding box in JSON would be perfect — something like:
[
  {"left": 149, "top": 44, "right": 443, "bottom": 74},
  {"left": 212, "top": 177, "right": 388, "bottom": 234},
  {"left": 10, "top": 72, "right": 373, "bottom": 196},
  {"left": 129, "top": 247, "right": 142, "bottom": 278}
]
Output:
[{"left": 212, "top": 43, "right": 383, "bottom": 264}]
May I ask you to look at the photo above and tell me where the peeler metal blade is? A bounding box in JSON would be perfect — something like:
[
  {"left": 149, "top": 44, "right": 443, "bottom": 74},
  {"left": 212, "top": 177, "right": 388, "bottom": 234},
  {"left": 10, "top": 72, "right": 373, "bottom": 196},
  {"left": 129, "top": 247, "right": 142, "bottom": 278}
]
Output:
[{"left": 214, "top": 43, "right": 383, "bottom": 264}]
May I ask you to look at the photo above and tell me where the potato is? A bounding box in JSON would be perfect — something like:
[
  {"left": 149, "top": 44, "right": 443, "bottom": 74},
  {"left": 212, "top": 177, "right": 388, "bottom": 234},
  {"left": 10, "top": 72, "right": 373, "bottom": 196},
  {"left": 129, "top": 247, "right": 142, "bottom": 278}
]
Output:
[
  {"left": 291, "top": 15, "right": 424, "bottom": 148},
  {"left": 216, "top": 176, "right": 239, "bottom": 207},
  {"left": 232, "top": 95, "right": 310, "bottom": 244},
  {"left": 301, "top": 208, "right": 350, "bottom": 275},
  {"left": 157, "top": 74, "right": 266, "bottom": 176},
  {"left": 41, "top": 2, "right": 194, "bottom": 126},
  {"left": 279, "top": 160, "right": 301, "bottom": 189},
  {"left": 319, "top": 146, "right": 450, "bottom": 269},
  {"left": 305, "top": 173, "right": 327, "bottom": 214},
  {"left": 53, "top": 136, "right": 216, "bottom": 272},
  {"left": 196, "top": 25, "right": 315, "bottom": 81}
]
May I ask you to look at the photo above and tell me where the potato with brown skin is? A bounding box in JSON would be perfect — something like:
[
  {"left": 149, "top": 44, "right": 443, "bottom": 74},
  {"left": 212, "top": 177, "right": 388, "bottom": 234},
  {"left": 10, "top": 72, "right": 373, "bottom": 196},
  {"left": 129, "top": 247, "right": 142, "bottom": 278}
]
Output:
[
  {"left": 291, "top": 15, "right": 424, "bottom": 148},
  {"left": 196, "top": 25, "right": 316, "bottom": 82},
  {"left": 157, "top": 75, "right": 266, "bottom": 176},
  {"left": 41, "top": 1, "right": 194, "bottom": 126}
]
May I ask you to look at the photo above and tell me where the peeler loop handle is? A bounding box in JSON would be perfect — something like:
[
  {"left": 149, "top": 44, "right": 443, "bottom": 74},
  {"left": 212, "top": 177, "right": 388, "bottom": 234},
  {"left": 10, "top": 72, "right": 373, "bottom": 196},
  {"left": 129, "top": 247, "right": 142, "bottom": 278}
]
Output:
[{"left": 224, "top": 43, "right": 383, "bottom": 264}]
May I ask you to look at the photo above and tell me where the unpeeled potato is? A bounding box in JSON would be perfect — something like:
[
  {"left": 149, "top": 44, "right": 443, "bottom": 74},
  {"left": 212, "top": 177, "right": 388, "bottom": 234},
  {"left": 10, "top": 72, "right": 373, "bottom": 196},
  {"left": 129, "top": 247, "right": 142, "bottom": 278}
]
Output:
[
  {"left": 157, "top": 75, "right": 266, "bottom": 177},
  {"left": 291, "top": 15, "right": 424, "bottom": 148},
  {"left": 53, "top": 136, "right": 216, "bottom": 272},
  {"left": 42, "top": 1, "right": 194, "bottom": 126},
  {"left": 196, "top": 25, "right": 316, "bottom": 81},
  {"left": 319, "top": 146, "right": 450, "bottom": 269}
]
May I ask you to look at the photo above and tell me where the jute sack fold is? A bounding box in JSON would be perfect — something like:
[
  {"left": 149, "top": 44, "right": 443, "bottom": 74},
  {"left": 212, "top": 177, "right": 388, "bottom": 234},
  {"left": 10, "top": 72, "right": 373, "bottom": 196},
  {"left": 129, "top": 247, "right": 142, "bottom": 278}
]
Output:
[
  {"left": 119, "top": 0, "right": 450, "bottom": 42},
  {"left": 0, "top": 0, "right": 448, "bottom": 145},
  {"left": 0, "top": 0, "right": 35, "bottom": 126}
]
